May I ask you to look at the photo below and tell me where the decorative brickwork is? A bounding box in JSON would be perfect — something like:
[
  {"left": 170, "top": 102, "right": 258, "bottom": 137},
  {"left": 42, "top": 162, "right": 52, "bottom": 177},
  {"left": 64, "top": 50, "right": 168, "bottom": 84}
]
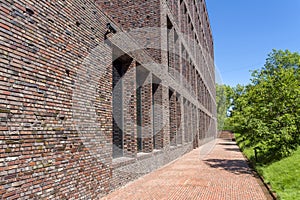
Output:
[{"left": 0, "top": 0, "right": 216, "bottom": 199}]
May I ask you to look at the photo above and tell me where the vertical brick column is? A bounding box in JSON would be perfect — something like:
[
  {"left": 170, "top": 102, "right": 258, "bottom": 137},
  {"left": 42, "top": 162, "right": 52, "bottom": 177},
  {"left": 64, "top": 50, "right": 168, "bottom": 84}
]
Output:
[
  {"left": 162, "top": 83, "right": 170, "bottom": 147},
  {"left": 197, "top": 109, "right": 201, "bottom": 141},
  {"left": 201, "top": 79, "right": 205, "bottom": 106},
  {"left": 193, "top": 105, "right": 199, "bottom": 148},
  {"left": 176, "top": 94, "right": 182, "bottom": 145},
  {"left": 181, "top": 47, "right": 187, "bottom": 88},
  {"left": 203, "top": 113, "right": 206, "bottom": 139},
  {"left": 186, "top": 102, "right": 190, "bottom": 142},
  {"left": 183, "top": 99, "right": 188, "bottom": 143},
  {"left": 123, "top": 60, "right": 137, "bottom": 157},
  {"left": 167, "top": 17, "right": 175, "bottom": 76},
  {"left": 169, "top": 89, "right": 177, "bottom": 146},
  {"left": 188, "top": 102, "right": 192, "bottom": 142},
  {"left": 180, "top": 2, "right": 186, "bottom": 36},
  {"left": 191, "top": 104, "right": 195, "bottom": 144},
  {"left": 199, "top": 110, "right": 202, "bottom": 141},
  {"left": 152, "top": 77, "right": 163, "bottom": 149},
  {"left": 197, "top": 73, "right": 201, "bottom": 102},
  {"left": 174, "top": 31, "right": 180, "bottom": 81},
  {"left": 136, "top": 65, "right": 153, "bottom": 153},
  {"left": 141, "top": 72, "right": 153, "bottom": 153},
  {"left": 207, "top": 115, "right": 211, "bottom": 137},
  {"left": 160, "top": 5, "right": 169, "bottom": 73},
  {"left": 180, "top": 96, "right": 185, "bottom": 144},
  {"left": 193, "top": 67, "right": 196, "bottom": 96},
  {"left": 186, "top": 58, "right": 190, "bottom": 89},
  {"left": 204, "top": 113, "right": 207, "bottom": 139},
  {"left": 191, "top": 66, "right": 195, "bottom": 95}
]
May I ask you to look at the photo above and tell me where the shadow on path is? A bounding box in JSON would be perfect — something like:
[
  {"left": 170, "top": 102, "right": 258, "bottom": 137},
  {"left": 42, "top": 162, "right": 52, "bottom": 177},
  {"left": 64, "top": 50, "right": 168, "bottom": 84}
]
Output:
[
  {"left": 224, "top": 147, "right": 241, "bottom": 152},
  {"left": 204, "top": 159, "right": 253, "bottom": 175},
  {"left": 218, "top": 142, "right": 236, "bottom": 146}
]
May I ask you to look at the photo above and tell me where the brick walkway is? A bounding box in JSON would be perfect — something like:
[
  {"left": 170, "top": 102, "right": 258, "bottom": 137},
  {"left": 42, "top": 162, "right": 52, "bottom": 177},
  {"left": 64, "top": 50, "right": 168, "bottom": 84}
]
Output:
[{"left": 101, "top": 139, "right": 272, "bottom": 200}]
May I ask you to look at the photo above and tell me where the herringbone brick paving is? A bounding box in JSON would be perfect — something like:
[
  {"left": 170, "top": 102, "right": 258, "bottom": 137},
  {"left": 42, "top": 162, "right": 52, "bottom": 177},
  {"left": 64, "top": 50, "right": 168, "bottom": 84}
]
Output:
[{"left": 102, "top": 139, "right": 272, "bottom": 200}]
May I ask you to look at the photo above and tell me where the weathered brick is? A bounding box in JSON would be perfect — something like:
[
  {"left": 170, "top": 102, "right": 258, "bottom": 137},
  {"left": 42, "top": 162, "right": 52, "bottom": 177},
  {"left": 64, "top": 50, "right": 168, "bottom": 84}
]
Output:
[{"left": 0, "top": 0, "right": 216, "bottom": 199}]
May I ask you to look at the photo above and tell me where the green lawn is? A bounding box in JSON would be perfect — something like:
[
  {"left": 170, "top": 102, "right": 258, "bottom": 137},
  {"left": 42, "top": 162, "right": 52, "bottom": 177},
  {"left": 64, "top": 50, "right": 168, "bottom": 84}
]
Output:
[{"left": 235, "top": 133, "right": 300, "bottom": 200}]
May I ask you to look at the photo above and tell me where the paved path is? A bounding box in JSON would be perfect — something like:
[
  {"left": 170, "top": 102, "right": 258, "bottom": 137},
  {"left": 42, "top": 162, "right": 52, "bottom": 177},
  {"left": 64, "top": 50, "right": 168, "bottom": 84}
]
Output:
[{"left": 102, "top": 139, "right": 272, "bottom": 200}]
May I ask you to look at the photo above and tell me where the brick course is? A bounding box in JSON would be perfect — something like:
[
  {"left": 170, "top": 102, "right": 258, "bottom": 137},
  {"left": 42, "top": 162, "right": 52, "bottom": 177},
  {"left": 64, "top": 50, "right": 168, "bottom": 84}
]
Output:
[{"left": 0, "top": 0, "right": 216, "bottom": 198}]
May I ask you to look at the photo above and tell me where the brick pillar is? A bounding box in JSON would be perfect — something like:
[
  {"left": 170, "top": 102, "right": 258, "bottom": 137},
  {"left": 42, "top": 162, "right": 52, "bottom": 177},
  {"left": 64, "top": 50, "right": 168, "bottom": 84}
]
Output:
[
  {"left": 198, "top": 109, "right": 201, "bottom": 142},
  {"left": 180, "top": 96, "right": 185, "bottom": 144},
  {"left": 203, "top": 112, "right": 206, "bottom": 139},
  {"left": 193, "top": 105, "right": 199, "bottom": 149},
  {"left": 176, "top": 94, "right": 182, "bottom": 145},
  {"left": 191, "top": 104, "right": 195, "bottom": 144},
  {"left": 160, "top": 5, "right": 168, "bottom": 71},
  {"left": 207, "top": 115, "right": 211, "bottom": 138},
  {"left": 122, "top": 58, "right": 137, "bottom": 157},
  {"left": 167, "top": 17, "right": 175, "bottom": 76},
  {"left": 204, "top": 113, "right": 207, "bottom": 138},
  {"left": 199, "top": 110, "right": 203, "bottom": 141},
  {"left": 181, "top": 48, "right": 186, "bottom": 88},
  {"left": 183, "top": 99, "right": 188, "bottom": 143},
  {"left": 136, "top": 65, "right": 153, "bottom": 153},
  {"left": 186, "top": 59, "right": 190, "bottom": 89},
  {"left": 152, "top": 77, "right": 163, "bottom": 149},
  {"left": 169, "top": 89, "right": 176, "bottom": 146},
  {"left": 189, "top": 103, "right": 193, "bottom": 143},
  {"left": 192, "top": 66, "right": 196, "bottom": 96},
  {"left": 186, "top": 102, "right": 189, "bottom": 142},
  {"left": 174, "top": 31, "right": 180, "bottom": 81},
  {"left": 197, "top": 73, "right": 201, "bottom": 102},
  {"left": 141, "top": 73, "right": 153, "bottom": 153},
  {"left": 162, "top": 84, "right": 170, "bottom": 147}
]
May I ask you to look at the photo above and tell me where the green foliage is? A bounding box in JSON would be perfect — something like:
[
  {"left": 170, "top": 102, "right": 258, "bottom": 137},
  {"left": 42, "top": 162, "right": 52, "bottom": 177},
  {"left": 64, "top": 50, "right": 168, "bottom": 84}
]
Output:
[
  {"left": 229, "top": 49, "right": 300, "bottom": 161},
  {"left": 216, "top": 84, "right": 234, "bottom": 130}
]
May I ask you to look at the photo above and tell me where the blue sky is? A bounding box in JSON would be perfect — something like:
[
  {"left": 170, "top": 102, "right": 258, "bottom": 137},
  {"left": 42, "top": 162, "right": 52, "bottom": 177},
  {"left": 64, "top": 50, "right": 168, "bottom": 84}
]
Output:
[{"left": 206, "top": 0, "right": 300, "bottom": 86}]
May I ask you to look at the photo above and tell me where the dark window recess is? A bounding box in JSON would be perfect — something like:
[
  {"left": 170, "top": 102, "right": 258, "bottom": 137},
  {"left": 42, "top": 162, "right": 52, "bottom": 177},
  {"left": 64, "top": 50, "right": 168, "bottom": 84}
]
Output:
[
  {"left": 112, "top": 51, "right": 133, "bottom": 158},
  {"left": 169, "top": 89, "right": 176, "bottom": 146},
  {"left": 112, "top": 59, "right": 124, "bottom": 158},
  {"left": 152, "top": 82, "right": 160, "bottom": 149}
]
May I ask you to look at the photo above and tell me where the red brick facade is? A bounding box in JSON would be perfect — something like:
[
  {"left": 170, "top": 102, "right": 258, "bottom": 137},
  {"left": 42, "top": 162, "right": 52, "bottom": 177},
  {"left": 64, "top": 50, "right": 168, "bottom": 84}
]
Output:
[{"left": 0, "top": 0, "right": 216, "bottom": 199}]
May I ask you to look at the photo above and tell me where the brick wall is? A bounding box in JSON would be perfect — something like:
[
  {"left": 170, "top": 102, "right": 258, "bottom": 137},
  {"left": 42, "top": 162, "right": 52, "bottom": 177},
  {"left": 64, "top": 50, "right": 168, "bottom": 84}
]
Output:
[
  {"left": 96, "top": 0, "right": 162, "bottom": 63},
  {"left": 0, "top": 0, "right": 217, "bottom": 199},
  {"left": 0, "top": 0, "right": 116, "bottom": 198}
]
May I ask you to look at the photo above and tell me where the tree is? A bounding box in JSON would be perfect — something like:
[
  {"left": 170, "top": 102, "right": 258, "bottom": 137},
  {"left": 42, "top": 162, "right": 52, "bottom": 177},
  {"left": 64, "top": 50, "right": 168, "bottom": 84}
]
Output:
[
  {"left": 216, "top": 84, "right": 234, "bottom": 130},
  {"left": 229, "top": 50, "right": 300, "bottom": 161}
]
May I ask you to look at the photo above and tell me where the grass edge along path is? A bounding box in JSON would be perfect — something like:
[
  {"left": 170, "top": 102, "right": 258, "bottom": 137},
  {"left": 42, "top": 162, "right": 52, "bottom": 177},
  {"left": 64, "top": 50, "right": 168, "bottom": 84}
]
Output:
[{"left": 234, "top": 133, "right": 300, "bottom": 200}]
